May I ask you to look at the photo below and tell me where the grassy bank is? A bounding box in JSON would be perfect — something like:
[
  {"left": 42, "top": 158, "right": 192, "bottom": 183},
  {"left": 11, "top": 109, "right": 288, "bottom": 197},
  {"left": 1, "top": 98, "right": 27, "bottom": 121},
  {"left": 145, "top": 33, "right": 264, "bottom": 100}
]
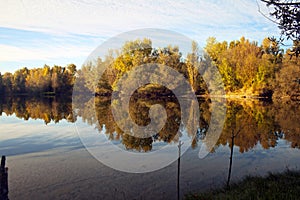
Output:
[{"left": 185, "top": 170, "right": 300, "bottom": 200}]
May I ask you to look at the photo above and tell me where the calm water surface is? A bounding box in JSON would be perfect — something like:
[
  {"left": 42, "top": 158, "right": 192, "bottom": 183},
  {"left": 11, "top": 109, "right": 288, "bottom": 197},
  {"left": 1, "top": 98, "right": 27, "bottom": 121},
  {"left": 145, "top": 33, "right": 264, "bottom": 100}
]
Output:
[{"left": 1, "top": 96, "right": 300, "bottom": 199}]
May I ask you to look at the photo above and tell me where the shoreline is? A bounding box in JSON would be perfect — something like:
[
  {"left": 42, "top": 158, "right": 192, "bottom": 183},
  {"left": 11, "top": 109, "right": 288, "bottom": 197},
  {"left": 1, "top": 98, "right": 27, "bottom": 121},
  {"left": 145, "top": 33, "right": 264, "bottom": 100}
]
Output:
[
  {"left": 185, "top": 170, "right": 300, "bottom": 200},
  {"left": 1, "top": 92, "right": 297, "bottom": 101}
]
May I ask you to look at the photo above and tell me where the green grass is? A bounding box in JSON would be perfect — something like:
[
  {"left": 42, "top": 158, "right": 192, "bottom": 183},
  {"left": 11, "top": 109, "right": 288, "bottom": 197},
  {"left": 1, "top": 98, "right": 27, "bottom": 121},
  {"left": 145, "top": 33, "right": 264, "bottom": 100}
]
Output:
[{"left": 185, "top": 170, "right": 300, "bottom": 200}]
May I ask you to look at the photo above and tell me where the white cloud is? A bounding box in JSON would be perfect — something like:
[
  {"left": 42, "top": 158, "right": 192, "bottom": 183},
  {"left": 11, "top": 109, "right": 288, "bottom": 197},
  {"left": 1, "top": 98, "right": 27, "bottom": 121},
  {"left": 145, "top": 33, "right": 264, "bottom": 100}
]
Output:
[
  {"left": 0, "top": 0, "right": 280, "bottom": 71},
  {"left": 0, "top": 43, "right": 92, "bottom": 62},
  {"left": 0, "top": 0, "right": 277, "bottom": 37}
]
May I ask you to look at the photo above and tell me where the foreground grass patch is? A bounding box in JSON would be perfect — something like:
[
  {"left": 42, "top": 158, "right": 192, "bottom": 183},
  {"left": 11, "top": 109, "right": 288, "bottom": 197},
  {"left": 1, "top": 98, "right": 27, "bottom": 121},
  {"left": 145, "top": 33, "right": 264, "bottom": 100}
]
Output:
[{"left": 186, "top": 170, "right": 300, "bottom": 200}]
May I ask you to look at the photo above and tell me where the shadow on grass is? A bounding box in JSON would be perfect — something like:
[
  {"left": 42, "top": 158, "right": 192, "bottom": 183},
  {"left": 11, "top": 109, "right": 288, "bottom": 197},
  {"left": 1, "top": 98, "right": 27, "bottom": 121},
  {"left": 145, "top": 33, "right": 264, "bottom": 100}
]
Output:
[{"left": 185, "top": 170, "right": 300, "bottom": 200}]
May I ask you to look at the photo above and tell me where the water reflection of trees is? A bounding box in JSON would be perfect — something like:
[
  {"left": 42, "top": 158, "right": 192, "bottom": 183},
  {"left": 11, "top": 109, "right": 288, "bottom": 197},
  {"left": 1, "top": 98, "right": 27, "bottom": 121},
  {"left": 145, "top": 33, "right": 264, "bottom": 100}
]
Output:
[
  {"left": 92, "top": 87, "right": 210, "bottom": 152},
  {"left": 274, "top": 101, "right": 300, "bottom": 148},
  {"left": 2, "top": 95, "right": 300, "bottom": 153},
  {"left": 216, "top": 100, "right": 300, "bottom": 152},
  {"left": 91, "top": 95, "right": 300, "bottom": 153},
  {"left": 0, "top": 96, "right": 74, "bottom": 124}
]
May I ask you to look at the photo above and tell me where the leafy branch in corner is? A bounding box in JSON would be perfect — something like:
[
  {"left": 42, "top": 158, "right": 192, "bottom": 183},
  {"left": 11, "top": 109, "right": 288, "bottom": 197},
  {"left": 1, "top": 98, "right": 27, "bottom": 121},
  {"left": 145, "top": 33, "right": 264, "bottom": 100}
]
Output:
[{"left": 260, "top": 0, "right": 300, "bottom": 57}]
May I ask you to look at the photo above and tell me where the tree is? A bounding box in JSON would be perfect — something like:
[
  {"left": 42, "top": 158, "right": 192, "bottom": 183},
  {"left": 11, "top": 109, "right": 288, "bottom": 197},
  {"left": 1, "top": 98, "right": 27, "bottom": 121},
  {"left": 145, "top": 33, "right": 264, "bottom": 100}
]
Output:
[
  {"left": 51, "top": 65, "right": 64, "bottom": 94},
  {"left": 186, "top": 41, "right": 202, "bottom": 92},
  {"left": 260, "top": 0, "right": 300, "bottom": 56},
  {"left": 41, "top": 65, "right": 51, "bottom": 92},
  {"left": 62, "top": 64, "right": 77, "bottom": 94},
  {"left": 261, "top": 0, "right": 300, "bottom": 41},
  {"left": 2, "top": 72, "right": 13, "bottom": 95},
  {"left": 273, "top": 50, "right": 300, "bottom": 97},
  {"left": 0, "top": 73, "right": 3, "bottom": 94},
  {"left": 204, "top": 37, "right": 280, "bottom": 97},
  {"left": 261, "top": 37, "right": 283, "bottom": 63},
  {"left": 113, "top": 39, "right": 153, "bottom": 80},
  {"left": 25, "top": 66, "right": 51, "bottom": 94},
  {"left": 80, "top": 58, "right": 112, "bottom": 93},
  {"left": 12, "top": 68, "right": 28, "bottom": 93}
]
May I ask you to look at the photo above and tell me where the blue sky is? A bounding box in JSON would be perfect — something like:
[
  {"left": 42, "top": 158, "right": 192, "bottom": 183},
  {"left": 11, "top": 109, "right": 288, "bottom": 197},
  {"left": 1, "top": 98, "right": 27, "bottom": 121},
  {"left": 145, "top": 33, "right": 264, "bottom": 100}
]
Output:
[{"left": 0, "top": 0, "right": 280, "bottom": 73}]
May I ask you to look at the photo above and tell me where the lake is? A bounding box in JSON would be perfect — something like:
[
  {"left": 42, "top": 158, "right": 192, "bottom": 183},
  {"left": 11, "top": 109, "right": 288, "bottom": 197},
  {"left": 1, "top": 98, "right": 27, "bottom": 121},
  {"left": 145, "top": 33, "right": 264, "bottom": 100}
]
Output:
[{"left": 1, "top": 96, "right": 300, "bottom": 199}]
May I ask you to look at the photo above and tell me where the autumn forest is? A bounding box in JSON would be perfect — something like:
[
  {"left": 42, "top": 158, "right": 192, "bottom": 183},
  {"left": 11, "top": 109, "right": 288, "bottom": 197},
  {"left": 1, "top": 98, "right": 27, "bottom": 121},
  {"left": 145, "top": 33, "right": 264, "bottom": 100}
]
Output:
[
  {"left": 1, "top": 36, "right": 299, "bottom": 100},
  {"left": 1, "top": 36, "right": 300, "bottom": 153}
]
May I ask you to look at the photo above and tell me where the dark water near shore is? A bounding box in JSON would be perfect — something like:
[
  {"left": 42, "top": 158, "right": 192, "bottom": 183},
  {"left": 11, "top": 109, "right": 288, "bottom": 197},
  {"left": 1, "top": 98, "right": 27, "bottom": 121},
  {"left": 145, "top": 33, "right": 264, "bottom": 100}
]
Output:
[{"left": 1, "top": 96, "right": 300, "bottom": 199}]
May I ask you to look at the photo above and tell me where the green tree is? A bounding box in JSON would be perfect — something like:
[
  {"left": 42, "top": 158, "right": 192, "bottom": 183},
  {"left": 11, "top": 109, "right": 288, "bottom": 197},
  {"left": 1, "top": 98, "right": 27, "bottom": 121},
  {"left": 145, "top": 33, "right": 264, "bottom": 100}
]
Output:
[
  {"left": 186, "top": 41, "right": 200, "bottom": 91},
  {"left": 81, "top": 58, "right": 112, "bottom": 93},
  {"left": 185, "top": 41, "right": 207, "bottom": 94},
  {"left": 204, "top": 36, "right": 280, "bottom": 97},
  {"left": 112, "top": 39, "right": 153, "bottom": 84},
  {"left": 205, "top": 37, "right": 239, "bottom": 92}
]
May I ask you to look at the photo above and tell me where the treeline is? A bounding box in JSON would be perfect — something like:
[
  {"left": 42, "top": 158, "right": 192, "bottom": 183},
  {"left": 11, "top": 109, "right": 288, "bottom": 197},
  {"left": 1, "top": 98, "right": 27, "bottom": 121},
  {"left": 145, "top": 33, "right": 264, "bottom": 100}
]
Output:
[
  {"left": 77, "top": 37, "right": 300, "bottom": 99},
  {"left": 2, "top": 37, "right": 300, "bottom": 98},
  {"left": 76, "top": 39, "right": 207, "bottom": 96},
  {"left": 205, "top": 37, "right": 300, "bottom": 98},
  {"left": 0, "top": 96, "right": 74, "bottom": 124},
  {"left": 76, "top": 95, "right": 300, "bottom": 152},
  {"left": 2, "top": 93, "right": 300, "bottom": 152},
  {"left": 0, "top": 64, "right": 76, "bottom": 96}
]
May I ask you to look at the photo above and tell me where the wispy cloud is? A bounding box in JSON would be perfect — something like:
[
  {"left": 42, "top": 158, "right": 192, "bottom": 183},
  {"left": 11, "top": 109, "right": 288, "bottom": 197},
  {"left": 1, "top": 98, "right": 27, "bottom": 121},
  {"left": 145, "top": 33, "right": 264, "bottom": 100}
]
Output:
[
  {"left": 0, "top": 0, "right": 280, "bottom": 72},
  {"left": 0, "top": 43, "right": 92, "bottom": 62},
  {"left": 0, "top": 0, "right": 277, "bottom": 36}
]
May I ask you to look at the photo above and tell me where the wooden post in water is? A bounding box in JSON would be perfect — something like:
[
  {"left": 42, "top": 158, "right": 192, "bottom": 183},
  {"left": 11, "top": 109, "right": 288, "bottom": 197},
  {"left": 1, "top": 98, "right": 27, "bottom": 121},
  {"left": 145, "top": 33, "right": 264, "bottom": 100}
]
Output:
[
  {"left": 0, "top": 156, "right": 8, "bottom": 200},
  {"left": 177, "top": 141, "right": 182, "bottom": 200},
  {"left": 227, "top": 126, "right": 243, "bottom": 189},
  {"left": 227, "top": 132, "right": 234, "bottom": 189}
]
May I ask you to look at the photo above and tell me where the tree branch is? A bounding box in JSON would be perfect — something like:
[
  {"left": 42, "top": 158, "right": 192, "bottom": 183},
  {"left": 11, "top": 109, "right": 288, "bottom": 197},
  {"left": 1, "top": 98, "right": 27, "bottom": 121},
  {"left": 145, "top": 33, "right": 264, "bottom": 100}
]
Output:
[
  {"left": 261, "top": 0, "right": 300, "bottom": 6},
  {"left": 256, "top": 0, "right": 280, "bottom": 24}
]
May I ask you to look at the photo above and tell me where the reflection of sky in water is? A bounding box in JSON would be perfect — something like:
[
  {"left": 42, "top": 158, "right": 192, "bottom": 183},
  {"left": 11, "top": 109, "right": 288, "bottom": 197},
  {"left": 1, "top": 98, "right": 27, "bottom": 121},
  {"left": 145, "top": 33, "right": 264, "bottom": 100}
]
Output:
[
  {"left": 0, "top": 113, "right": 83, "bottom": 156},
  {"left": 1, "top": 112, "right": 300, "bottom": 166},
  {"left": 2, "top": 112, "right": 300, "bottom": 199},
  {"left": 100, "top": 125, "right": 191, "bottom": 153}
]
